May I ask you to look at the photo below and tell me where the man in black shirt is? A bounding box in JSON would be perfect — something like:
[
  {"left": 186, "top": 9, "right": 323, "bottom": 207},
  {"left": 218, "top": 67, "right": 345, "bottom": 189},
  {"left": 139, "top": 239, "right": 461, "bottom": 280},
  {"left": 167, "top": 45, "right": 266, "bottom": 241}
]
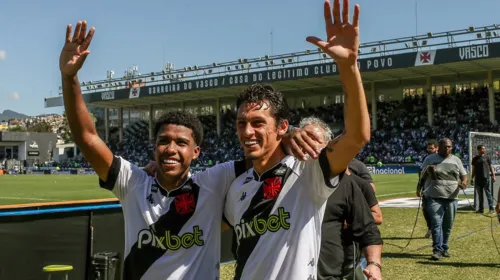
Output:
[
  {"left": 318, "top": 172, "right": 383, "bottom": 280},
  {"left": 471, "top": 145, "right": 496, "bottom": 214}
]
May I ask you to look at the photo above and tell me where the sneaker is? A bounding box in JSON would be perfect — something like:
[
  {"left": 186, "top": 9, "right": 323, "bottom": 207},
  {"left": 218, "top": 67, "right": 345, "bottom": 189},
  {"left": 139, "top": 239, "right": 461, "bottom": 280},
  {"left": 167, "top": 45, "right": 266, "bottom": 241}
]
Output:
[
  {"left": 442, "top": 251, "right": 451, "bottom": 258},
  {"left": 488, "top": 209, "right": 495, "bottom": 215},
  {"left": 425, "top": 230, "right": 432, "bottom": 239},
  {"left": 431, "top": 251, "right": 442, "bottom": 261}
]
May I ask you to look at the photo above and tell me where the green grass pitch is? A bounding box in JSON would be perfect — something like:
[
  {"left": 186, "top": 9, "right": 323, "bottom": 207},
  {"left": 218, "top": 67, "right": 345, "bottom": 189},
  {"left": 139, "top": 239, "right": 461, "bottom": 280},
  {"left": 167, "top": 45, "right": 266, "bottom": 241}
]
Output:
[{"left": 1, "top": 174, "right": 499, "bottom": 279}]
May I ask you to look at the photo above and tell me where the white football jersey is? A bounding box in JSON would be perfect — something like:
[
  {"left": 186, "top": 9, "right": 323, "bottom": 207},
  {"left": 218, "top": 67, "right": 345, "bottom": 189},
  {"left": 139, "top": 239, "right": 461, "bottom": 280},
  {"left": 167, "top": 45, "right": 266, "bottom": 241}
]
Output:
[
  {"left": 224, "top": 152, "right": 340, "bottom": 280},
  {"left": 99, "top": 156, "right": 246, "bottom": 280}
]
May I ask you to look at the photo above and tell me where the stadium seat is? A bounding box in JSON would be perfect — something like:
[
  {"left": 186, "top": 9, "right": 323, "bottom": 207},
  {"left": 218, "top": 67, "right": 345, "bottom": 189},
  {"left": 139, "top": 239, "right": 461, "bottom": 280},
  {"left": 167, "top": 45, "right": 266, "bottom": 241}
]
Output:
[{"left": 42, "top": 264, "right": 73, "bottom": 280}]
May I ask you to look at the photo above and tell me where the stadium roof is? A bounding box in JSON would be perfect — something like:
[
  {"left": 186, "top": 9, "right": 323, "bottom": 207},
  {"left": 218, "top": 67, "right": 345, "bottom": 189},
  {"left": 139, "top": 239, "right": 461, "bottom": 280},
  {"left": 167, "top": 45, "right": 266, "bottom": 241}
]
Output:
[{"left": 45, "top": 24, "right": 500, "bottom": 109}]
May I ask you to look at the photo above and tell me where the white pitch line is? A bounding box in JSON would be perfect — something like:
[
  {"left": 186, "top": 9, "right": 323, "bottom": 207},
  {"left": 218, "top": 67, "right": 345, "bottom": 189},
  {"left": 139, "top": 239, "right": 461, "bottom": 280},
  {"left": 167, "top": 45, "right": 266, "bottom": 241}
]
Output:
[
  {"left": 0, "top": 197, "right": 53, "bottom": 201},
  {"left": 377, "top": 191, "right": 415, "bottom": 197}
]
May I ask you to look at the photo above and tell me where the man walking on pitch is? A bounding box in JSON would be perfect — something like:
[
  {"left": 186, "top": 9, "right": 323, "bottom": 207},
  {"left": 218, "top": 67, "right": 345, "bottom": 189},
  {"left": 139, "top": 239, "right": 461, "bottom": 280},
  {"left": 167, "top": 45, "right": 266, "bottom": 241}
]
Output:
[
  {"left": 59, "top": 21, "right": 319, "bottom": 280},
  {"left": 471, "top": 145, "right": 496, "bottom": 214},
  {"left": 420, "top": 138, "right": 468, "bottom": 261},
  {"left": 224, "top": 0, "right": 377, "bottom": 279}
]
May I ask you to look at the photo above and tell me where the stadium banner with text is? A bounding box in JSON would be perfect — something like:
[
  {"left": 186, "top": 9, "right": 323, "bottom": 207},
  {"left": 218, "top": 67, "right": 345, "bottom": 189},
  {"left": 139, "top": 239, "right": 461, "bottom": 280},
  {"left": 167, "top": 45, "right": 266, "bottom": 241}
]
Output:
[{"left": 44, "top": 42, "right": 500, "bottom": 107}]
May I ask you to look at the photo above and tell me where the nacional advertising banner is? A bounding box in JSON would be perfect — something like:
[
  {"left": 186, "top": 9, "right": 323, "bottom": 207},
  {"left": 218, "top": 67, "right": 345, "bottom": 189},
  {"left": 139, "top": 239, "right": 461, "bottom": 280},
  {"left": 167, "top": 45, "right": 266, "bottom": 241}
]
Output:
[
  {"left": 367, "top": 165, "right": 420, "bottom": 175},
  {"left": 44, "top": 41, "right": 500, "bottom": 108}
]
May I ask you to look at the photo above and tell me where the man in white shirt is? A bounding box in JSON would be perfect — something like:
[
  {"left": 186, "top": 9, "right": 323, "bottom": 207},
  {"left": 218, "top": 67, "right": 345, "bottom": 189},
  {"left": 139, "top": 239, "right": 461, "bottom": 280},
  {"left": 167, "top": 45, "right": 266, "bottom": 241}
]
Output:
[{"left": 223, "top": 1, "right": 374, "bottom": 279}]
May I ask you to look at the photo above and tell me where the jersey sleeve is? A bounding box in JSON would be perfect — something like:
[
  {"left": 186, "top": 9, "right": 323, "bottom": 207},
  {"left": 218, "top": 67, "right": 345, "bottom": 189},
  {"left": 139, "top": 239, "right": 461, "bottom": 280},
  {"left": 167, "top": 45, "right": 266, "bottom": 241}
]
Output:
[
  {"left": 303, "top": 149, "right": 342, "bottom": 200},
  {"left": 194, "top": 161, "right": 237, "bottom": 197},
  {"left": 471, "top": 156, "right": 477, "bottom": 166},
  {"left": 98, "top": 155, "right": 148, "bottom": 201},
  {"left": 353, "top": 175, "right": 378, "bottom": 207},
  {"left": 346, "top": 183, "right": 383, "bottom": 249},
  {"left": 420, "top": 155, "right": 432, "bottom": 173}
]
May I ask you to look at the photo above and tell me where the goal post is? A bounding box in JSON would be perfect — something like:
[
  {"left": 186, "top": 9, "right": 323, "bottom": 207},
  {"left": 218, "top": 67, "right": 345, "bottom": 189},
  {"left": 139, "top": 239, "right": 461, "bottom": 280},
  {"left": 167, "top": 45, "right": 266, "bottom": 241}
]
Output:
[{"left": 468, "top": 131, "right": 500, "bottom": 211}]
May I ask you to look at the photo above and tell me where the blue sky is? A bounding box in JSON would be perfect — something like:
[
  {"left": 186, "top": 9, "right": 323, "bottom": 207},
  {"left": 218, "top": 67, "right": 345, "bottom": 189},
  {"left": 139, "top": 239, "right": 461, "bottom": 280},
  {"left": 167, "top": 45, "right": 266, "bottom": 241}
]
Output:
[{"left": 1, "top": 0, "right": 499, "bottom": 116}]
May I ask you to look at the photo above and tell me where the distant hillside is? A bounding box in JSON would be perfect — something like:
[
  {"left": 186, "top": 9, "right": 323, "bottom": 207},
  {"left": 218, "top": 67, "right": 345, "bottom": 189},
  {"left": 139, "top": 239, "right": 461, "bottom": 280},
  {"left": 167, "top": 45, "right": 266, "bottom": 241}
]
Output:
[{"left": 0, "top": 110, "right": 28, "bottom": 121}]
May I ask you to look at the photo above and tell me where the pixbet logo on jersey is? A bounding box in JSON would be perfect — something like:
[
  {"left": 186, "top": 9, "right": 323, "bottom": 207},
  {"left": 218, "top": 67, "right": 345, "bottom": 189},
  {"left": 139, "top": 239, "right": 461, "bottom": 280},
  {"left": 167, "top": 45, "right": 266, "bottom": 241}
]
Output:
[
  {"left": 234, "top": 207, "right": 291, "bottom": 243},
  {"left": 138, "top": 226, "right": 204, "bottom": 250}
]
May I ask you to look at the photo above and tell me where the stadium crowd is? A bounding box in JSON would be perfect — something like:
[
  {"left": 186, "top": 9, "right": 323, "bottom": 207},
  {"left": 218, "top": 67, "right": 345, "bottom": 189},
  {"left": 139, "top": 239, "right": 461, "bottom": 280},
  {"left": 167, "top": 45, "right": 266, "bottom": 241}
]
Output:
[{"left": 103, "top": 85, "right": 499, "bottom": 168}]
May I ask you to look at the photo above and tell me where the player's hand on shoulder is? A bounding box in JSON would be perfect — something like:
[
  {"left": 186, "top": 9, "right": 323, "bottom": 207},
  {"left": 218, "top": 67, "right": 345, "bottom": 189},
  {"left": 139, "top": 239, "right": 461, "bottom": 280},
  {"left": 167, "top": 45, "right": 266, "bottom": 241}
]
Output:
[
  {"left": 60, "top": 20, "right": 95, "bottom": 78},
  {"left": 282, "top": 126, "right": 324, "bottom": 161},
  {"left": 142, "top": 161, "right": 156, "bottom": 177}
]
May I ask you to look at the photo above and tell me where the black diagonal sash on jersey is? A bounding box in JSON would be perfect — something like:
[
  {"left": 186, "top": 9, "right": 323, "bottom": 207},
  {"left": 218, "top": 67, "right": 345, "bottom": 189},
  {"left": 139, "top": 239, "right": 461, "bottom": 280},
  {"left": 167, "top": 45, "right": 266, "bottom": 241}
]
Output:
[
  {"left": 233, "top": 164, "right": 293, "bottom": 280},
  {"left": 123, "top": 180, "right": 200, "bottom": 280}
]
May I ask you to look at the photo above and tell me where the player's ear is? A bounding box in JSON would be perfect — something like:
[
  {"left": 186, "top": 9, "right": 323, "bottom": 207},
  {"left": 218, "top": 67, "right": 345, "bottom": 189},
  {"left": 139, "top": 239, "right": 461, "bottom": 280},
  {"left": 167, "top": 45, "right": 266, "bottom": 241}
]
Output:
[
  {"left": 277, "top": 119, "right": 288, "bottom": 137},
  {"left": 192, "top": 145, "right": 200, "bottom": 160}
]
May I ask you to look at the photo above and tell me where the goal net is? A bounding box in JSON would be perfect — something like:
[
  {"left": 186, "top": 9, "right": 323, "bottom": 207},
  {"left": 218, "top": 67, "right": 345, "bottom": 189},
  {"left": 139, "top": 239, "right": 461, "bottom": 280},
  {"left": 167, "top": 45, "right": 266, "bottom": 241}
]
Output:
[{"left": 468, "top": 131, "right": 500, "bottom": 210}]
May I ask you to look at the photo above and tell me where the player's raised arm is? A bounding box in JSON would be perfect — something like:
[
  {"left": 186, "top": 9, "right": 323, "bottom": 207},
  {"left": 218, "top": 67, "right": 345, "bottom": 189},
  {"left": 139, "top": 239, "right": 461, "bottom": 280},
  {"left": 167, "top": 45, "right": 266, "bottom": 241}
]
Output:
[
  {"left": 59, "top": 21, "right": 114, "bottom": 182},
  {"left": 306, "top": 0, "right": 370, "bottom": 177}
]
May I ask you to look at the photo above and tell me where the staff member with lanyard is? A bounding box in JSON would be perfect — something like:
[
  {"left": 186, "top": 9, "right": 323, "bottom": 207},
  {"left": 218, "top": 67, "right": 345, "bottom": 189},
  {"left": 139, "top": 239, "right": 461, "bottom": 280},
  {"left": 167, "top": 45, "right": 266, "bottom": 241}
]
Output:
[{"left": 420, "top": 138, "right": 467, "bottom": 261}]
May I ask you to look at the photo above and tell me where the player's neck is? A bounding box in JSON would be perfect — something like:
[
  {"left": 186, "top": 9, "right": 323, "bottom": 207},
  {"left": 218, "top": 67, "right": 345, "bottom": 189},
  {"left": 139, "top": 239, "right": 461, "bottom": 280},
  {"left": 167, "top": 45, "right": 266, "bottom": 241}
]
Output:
[
  {"left": 156, "top": 172, "right": 189, "bottom": 192},
  {"left": 253, "top": 145, "right": 287, "bottom": 176}
]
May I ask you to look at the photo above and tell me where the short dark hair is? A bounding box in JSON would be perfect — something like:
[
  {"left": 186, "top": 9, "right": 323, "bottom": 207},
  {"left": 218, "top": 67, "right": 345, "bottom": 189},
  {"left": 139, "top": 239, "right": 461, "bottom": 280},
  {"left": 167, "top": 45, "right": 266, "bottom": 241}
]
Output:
[
  {"left": 438, "top": 138, "right": 452, "bottom": 145},
  {"left": 477, "top": 145, "right": 485, "bottom": 151},
  {"left": 236, "top": 83, "right": 290, "bottom": 124},
  {"left": 153, "top": 111, "right": 204, "bottom": 146},
  {"left": 427, "top": 139, "right": 438, "bottom": 147}
]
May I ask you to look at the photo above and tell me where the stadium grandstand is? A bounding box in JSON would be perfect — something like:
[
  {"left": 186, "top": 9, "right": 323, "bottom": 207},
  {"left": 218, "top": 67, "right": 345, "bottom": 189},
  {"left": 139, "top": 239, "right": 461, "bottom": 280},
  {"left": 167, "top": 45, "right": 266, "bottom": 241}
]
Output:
[{"left": 42, "top": 24, "right": 500, "bottom": 169}]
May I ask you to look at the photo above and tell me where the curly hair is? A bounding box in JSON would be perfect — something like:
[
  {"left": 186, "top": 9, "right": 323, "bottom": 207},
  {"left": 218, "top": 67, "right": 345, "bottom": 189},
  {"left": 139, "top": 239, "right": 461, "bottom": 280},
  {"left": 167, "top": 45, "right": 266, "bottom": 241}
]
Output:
[
  {"left": 153, "top": 111, "right": 204, "bottom": 146},
  {"left": 236, "top": 83, "right": 290, "bottom": 124}
]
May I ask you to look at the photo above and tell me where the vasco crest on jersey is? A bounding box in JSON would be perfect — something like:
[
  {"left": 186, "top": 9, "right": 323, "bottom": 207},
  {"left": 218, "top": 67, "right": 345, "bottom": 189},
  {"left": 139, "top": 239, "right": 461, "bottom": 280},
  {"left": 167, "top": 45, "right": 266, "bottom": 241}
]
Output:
[{"left": 175, "top": 193, "right": 196, "bottom": 214}]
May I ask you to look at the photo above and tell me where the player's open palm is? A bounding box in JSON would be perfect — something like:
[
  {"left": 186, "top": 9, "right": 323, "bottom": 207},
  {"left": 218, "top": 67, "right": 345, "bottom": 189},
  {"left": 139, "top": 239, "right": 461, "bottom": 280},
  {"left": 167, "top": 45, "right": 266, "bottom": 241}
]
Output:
[
  {"left": 307, "top": 0, "right": 360, "bottom": 66},
  {"left": 59, "top": 21, "right": 95, "bottom": 77}
]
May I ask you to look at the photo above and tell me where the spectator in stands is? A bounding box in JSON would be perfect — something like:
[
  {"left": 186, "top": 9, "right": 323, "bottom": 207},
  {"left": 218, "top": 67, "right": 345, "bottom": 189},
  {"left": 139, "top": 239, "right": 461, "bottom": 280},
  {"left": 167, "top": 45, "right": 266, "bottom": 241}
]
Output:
[
  {"left": 416, "top": 139, "right": 438, "bottom": 239},
  {"left": 471, "top": 144, "right": 496, "bottom": 214},
  {"left": 420, "top": 138, "right": 468, "bottom": 261}
]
